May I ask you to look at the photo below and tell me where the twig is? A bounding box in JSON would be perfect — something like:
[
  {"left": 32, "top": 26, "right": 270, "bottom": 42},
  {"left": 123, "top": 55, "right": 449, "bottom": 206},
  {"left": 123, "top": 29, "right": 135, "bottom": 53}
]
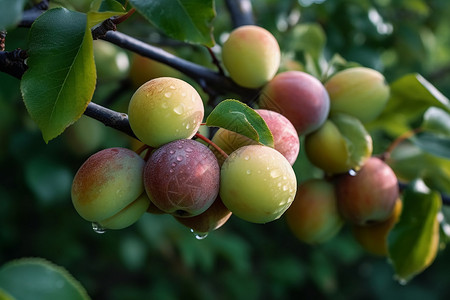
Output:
[
  {"left": 0, "top": 49, "right": 28, "bottom": 79},
  {"left": 225, "top": 0, "right": 255, "bottom": 28},
  {"left": 19, "top": 0, "right": 48, "bottom": 27}
]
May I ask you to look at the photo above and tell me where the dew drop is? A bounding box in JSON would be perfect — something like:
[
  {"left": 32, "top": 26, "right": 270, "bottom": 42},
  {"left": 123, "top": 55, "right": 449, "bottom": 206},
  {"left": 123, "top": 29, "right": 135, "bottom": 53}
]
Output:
[
  {"left": 169, "top": 150, "right": 175, "bottom": 154},
  {"left": 185, "top": 147, "right": 194, "bottom": 153},
  {"left": 178, "top": 144, "right": 183, "bottom": 149},
  {"left": 282, "top": 185, "right": 289, "bottom": 191},
  {"left": 173, "top": 104, "right": 184, "bottom": 115},
  {"left": 169, "top": 85, "right": 176, "bottom": 90},
  {"left": 161, "top": 102, "right": 169, "bottom": 109},
  {"left": 270, "top": 169, "right": 282, "bottom": 178},
  {"left": 171, "top": 162, "right": 176, "bottom": 167},
  {"left": 244, "top": 156, "right": 250, "bottom": 161},
  {"left": 164, "top": 92, "right": 172, "bottom": 98},
  {"left": 246, "top": 169, "right": 252, "bottom": 175},
  {"left": 349, "top": 169, "right": 357, "bottom": 176},
  {"left": 176, "top": 156, "right": 183, "bottom": 162},
  {"left": 92, "top": 222, "right": 106, "bottom": 234},
  {"left": 169, "top": 169, "right": 174, "bottom": 173},
  {"left": 186, "top": 123, "right": 190, "bottom": 129},
  {"left": 190, "top": 228, "right": 208, "bottom": 240}
]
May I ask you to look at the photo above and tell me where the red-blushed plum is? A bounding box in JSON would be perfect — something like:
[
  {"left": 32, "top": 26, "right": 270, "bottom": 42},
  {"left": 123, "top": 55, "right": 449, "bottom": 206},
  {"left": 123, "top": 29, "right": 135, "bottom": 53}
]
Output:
[
  {"left": 220, "top": 145, "right": 297, "bottom": 223},
  {"left": 222, "top": 25, "right": 280, "bottom": 88},
  {"left": 335, "top": 157, "right": 399, "bottom": 225},
  {"left": 352, "top": 198, "right": 402, "bottom": 256},
  {"left": 71, "top": 147, "right": 150, "bottom": 229},
  {"left": 174, "top": 196, "right": 232, "bottom": 234},
  {"left": 286, "top": 179, "right": 344, "bottom": 244},
  {"left": 128, "top": 77, "right": 204, "bottom": 148},
  {"left": 144, "top": 139, "right": 220, "bottom": 217},
  {"left": 211, "top": 109, "right": 299, "bottom": 165},
  {"left": 258, "top": 71, "right": 330, "bottom": 135},
  {"left": 325, "top": 67, "right": 390, "bottom": 123}
]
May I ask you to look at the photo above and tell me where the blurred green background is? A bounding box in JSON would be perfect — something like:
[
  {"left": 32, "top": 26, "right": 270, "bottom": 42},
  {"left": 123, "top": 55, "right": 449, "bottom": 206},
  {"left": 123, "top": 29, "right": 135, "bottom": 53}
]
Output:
[{"left": 1, "top": 0, "right": 450, "bottom": 299}]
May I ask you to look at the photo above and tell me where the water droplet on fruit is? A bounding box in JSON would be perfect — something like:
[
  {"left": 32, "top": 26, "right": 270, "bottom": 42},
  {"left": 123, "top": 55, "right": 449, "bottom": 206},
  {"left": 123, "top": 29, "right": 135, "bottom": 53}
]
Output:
[
  {"left": 246, "top": 169, "right": 251, "bottom": 175},
  {"left": 282, "top": 185, "right": 289, "bottom": 191},
  {"left": 169, "top": 169, "right": 174, "bottom": 173},
  {"left": 190, "top": 229, "right": 208, "bottom": 240},
  {"left": 244, "top": 156, "right": 250, "bottom": 160},
  {"left": 164, "top": 92, "right": 172, "bottom": 98},
  {"left": 161, "top": 102, "right": 169, "bottom": 109},
  {"left": 349, "top": 169, "right": 357, "bottom": 176},
  {"left": 270, "top": 169, "right": 282, "bottom": 178},
  {"left": 171, "top": 162, "right": 176, "bottom": 167},
  {"left": 176, "top": 156, "right": 183, "bottom": 161},
  {"left": 92, "top": 222, "right": 106, "bottom": 234},
  {"left": 169, "top": 85, "right": 176, "bottom": 90},
  {"left": 186, "top": 123, "right": 190, "bottom": 129},
  {"left": 173, "top": 104, "right": 184, "bottom": 115},
  {"left": 185, "top": 147, "right": 194, "bottom": 153},
  {"left": 169, "top": 150, "right": 175, "bottom": 154}
]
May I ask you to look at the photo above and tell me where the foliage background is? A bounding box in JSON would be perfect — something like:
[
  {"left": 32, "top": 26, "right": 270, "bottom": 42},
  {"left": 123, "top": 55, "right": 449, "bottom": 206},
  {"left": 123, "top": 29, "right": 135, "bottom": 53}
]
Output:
[{"left": 1, "top": 0, "right": 450, "bottom": 299}]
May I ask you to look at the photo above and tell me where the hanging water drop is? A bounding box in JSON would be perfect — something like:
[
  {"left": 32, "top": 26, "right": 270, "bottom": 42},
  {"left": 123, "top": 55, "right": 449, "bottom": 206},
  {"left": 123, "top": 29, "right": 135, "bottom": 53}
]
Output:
[
  {"left": 190, "top": 228, "right": 208, "bottom": 240},
  {"left": 349, "top": 169, "right": 357, "bottom": 176},
  {"left": 92, "top": 222, "right": 106, "bottom": 234},
  {"left": 164, "top": 92, "right": 172, "bottom": 98}
]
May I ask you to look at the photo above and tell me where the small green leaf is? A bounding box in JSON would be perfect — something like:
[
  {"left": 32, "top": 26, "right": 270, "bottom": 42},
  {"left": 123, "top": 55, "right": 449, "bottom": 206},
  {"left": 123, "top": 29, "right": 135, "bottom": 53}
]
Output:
[
  {"left": 422, "top": 107, "right": 450, "bottom": 135},
  {"left": 410, "top": 132, "right": 450, "bottom": 159},
  {"left": 206, "top": 99, "right": 274, "bottom": 148},
  {"left": 388, "top": 180, "right": 441, "bottom": 283},
  {"left": 129, "top": 0, "right": 215, "bottom": 47},
  {"left": 21, "top": 8, "right": 96, "bottom": 143},
  {"left": 366, "top": 73, "right": 450, "bottom": 136},
  {"left": 88, "top": 0, "right": 127, "bottom": 28},
  {"left": 0, "top": 258, "right": 90, "bottom": 300},
  {"left": 0, "top": 0, "right": 26, "bottom": 30}
]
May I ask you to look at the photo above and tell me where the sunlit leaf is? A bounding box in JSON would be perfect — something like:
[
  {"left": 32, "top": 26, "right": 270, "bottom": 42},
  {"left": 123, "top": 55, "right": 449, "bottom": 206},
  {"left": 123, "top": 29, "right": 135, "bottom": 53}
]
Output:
[
  {"left": 21, "top": 8, "right": 96, "bottom": 142},
  {"left": 129, "top": 0, "right": 215, "bottom": 47},
  {"left": 388, "top": 180, "right": 441, "bottom": 283},
  {"left": 206, "top": 99, "right": 274, "bottom": 148}
]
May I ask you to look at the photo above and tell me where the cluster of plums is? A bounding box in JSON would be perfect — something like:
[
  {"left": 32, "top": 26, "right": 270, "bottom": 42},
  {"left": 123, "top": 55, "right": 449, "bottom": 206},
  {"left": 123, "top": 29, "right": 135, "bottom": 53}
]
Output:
[{"left": 71, "top": 25, "right": 401, "bottom": 254}]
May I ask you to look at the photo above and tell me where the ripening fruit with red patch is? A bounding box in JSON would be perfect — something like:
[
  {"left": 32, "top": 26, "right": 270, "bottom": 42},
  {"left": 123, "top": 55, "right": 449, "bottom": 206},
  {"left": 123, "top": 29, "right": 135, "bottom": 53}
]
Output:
[
  {"left": 259, "top": 71, "right": 330, "bottom": 135},
  {"left": 222, "top": 25, "right": 280, "bottom": 88},
  {"left": 144, "top": 139, "right": 220, "bottom": 218},
  {"left": 71, "top": 147, "right": 150, "bottom": 229},
  {"left": 335, "top": 157, "right": 399, "bottom": 225},
  {"left": 286, "top": 179, "right": 344, "bottom": 244}
]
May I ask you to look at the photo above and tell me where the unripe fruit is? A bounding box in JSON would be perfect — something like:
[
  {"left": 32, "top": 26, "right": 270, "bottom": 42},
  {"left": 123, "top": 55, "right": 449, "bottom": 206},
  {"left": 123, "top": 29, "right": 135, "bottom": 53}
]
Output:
[
  {"left": 305, "top": 113, "right": 373, "bottom": 174},
  {"left": 144, "top": 139, "right": 220, "bottom": 217},
  {"left": 93, "top": 40, "right": 129, "bottom": 82},
  {"left": 352, "top": 198, "right": 403, "bottom": 256},
  {"left": 325, "top": 67, "right": 390, "bottom": 123},
  {"left": 222, "top": 25, "right": 280, "bottom": 88},
  {"left": 71, "top": 147, "right": 149, "bottom": 229},
  {"left": 220, "top": 145, "right": 297, "bottom": 223},
  {"left": 129, "top": 53, "right": 182, "bottom": 89},
  {"left": 174, "top": 196, "right": 232, "bottom": 234},
  {"left": 211, "top": 109, "right": 299, "bottom": 165},
  {"left": 286, "top": 179, "right": 344, "bottom": 244},
  {"left": 335, "top": 157, "right": 399, "bottom": 225},
  {"left": 259, "top": 71, "right": 330, "bottom": 135},
  {"left": 128, "top": 77, "right": 204, "bottom": 148}
]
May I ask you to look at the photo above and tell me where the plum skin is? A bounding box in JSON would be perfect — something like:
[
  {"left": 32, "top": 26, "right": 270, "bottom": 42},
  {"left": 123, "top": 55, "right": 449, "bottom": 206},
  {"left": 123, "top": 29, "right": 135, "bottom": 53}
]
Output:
[
  {"left": 222, "top": 25, "right": 280, "bottom": 88},
  {"left": 144, "top": 139, "right": 220, "bottom": 217},
  {"left": 220, "top": 145, "right": 297, "bottom": 224},
  {"left": 128, "top": 77, "right": 204, "bottom": 148},
  {"left": 285, "top": 179, "right": 344, "bottom": 244},
  {"left": 71, "top": 147, "right": 149, "bottom": 229},
  {"left": 258, "top": 71, "right": 330, "bottom": 135},
  {"left": 335, "top": 157, "right": 399, "bottom": 225}
]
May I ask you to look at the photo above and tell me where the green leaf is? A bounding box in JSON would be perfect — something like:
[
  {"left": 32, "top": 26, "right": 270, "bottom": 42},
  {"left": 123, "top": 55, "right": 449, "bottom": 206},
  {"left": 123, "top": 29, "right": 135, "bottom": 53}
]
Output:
[
  {"left": 88, "top": 0, "right": 127, "bottom": 28},
  {"left": 206, "top": 99, "right": 274, "bottom": 148},
  {"left": 0, "top": 0, "right": 26, "bottom": 30},
  {"left": 286, "top": 23, "right": 326, "bottom": 60},
  {"left": 0, "top": 258, "right": 90, "bottom": 300},
  {"left": 387, "top": 180, "right": 441, "bottom": 283},
  {"left": 366, "top": 73, "right": 450, "bottom": 136},
  {"left": 422, "top": 107, "right": 450, "bottom": 135},
  {"left": 21, "top": 8, "right": 96, "bottom": 143},
  {"left": 129, "top": 0, "right": 215, "bottom": 47},
  {"left": 410, "top": 132, "right": 450, "bottom": 159}
]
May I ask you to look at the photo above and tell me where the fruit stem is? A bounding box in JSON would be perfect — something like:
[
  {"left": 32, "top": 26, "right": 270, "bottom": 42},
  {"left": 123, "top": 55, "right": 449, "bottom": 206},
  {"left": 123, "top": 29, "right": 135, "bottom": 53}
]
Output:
[
  {"left": 112, "top": 8, "right": 136, "bottom": 25},
  {"left": 195, "top": 132, "right": 229, "bottom": 160},
  {"left": 383, "top": 127, "right": 423, "bottom": 160}
]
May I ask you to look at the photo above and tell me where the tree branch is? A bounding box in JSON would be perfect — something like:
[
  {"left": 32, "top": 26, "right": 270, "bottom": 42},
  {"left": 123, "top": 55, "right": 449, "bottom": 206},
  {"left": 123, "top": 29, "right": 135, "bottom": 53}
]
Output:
[
  {"left": 99, "top": 30, "right": 259, "bottom": 101},
  {"left": 19, "top": 0, "right": 48, "bottom": 27},
  {"left": 0, "top": 49, "right": 28, "bottom": 79},
  {"left": 225, "top": 0, "right": 255, "bottom": 28}
]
